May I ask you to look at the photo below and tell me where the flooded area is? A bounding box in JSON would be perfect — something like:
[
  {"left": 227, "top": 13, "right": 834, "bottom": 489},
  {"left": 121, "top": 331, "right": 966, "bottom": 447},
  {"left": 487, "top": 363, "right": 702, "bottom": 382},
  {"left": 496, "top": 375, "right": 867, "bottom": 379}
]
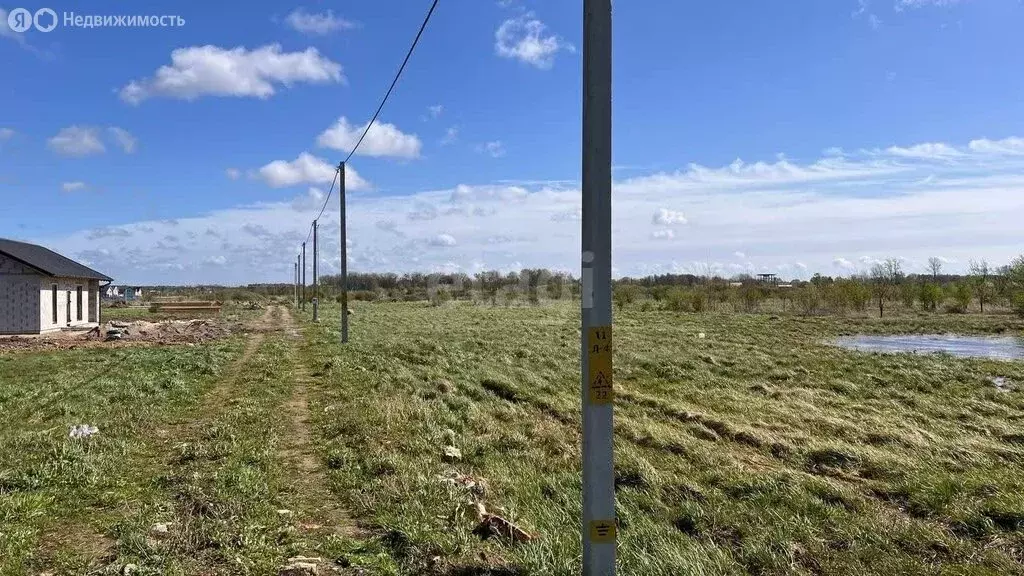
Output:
[{"left": 833, "top": 334, "right": 1024, "bottom": 361}]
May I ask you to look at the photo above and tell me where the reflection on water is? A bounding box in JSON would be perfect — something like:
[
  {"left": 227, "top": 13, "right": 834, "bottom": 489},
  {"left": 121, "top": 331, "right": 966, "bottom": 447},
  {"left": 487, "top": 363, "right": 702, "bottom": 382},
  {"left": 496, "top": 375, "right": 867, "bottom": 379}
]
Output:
[{"left": 833, "top": 334, "right": 1024, "bottom": 361}]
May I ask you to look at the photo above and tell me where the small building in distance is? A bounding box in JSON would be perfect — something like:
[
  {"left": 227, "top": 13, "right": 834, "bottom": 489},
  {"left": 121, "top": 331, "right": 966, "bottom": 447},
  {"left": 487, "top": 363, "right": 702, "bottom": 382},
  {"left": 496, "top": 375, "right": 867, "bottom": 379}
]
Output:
[
  {"left": 103, "top": 285, "right": 144, "bottom": 302},
  {"left": 0, "top": 238, "right": 112, "bottom": 335}
]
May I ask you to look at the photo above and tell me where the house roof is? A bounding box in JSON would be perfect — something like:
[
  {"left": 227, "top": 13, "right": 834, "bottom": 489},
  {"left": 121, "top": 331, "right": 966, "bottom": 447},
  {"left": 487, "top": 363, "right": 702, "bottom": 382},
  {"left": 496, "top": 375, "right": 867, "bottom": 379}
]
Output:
[{"left": 0, "top": 238, "right": 113, "bottom": 281}]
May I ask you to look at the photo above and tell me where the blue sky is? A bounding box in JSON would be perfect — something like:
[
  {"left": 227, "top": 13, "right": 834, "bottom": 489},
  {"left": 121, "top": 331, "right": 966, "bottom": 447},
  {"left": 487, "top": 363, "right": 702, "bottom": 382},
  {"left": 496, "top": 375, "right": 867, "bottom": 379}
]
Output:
[{"left": 1, "top": 0, "right": 1023, "bottom": 284}]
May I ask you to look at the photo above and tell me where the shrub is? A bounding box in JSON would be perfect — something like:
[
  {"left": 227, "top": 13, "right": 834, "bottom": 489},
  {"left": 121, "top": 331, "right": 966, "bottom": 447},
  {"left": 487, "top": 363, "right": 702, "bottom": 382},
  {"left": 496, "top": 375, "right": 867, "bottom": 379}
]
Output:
[
  {"left": 613, "top": 284, "right": 641, "bottom": 311},
  {"left": 740, "top": 286, "right": 765, "bottom": 313},
  {"left": 919, "top": 283, "right": 942, "bottom": 312},
  {"left": 688, "top": 289, "right": 708, "bottom": 313},
  {"left": 665, "top": 287, "right": 689, "bottom": 312},
  {"left": 948, "top": 282, "right": 972, "bottom": 314},
  {"left": 899, "top": 282, "right": 917, "bottom": 309},
  {"left": 1013, "top": 292, "right": 1024, "bottom": 318},
  {"left": 429, "top": 288, "right": 452, "bottom": 307},
  {"left": 796, "top": 285, "right": 820, "bottom": 315}
]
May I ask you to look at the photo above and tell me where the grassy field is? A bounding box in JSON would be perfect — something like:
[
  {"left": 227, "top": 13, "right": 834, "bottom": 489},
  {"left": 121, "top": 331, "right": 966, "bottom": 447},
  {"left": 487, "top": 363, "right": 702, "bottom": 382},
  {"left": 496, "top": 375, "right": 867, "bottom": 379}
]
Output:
[
  {"left": 2, "top": 301, "right": 1023, "bottom": 574},
  {"left": 300, "top": 302, "right": 1024, "bottom": 575}
]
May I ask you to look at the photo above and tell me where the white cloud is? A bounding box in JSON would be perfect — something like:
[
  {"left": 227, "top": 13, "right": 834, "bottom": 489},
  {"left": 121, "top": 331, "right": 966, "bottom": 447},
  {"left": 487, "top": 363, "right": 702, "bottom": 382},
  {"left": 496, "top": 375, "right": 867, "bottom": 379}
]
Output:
[
  {"left": 34, "top": 135, "right": 1024, "bottom": 284},
  {"left": 285, "top": 8, "right": 357, "bottom": 35},
  {"left": 292, "top": 187, "right": 334, "bottom": 211},
  {"left": 479, "top": 141, "right": 506, "bottom": 158},
  {"left": 869, "top": 14, "right": 882, "bottom": 29},
  {"left": 441, "top": 126, "right": 459, "bottom": 145},
  {"left": 896, "top": 0, "right": 961, "bottom": 9},
  {"left": 258, "top": 152, "right": 369, "bottom": 190},
  {"left": 651, "top": 229, "right": 674, "bottom": 240},
  {"left": 968, "top": 137, "right": 1024, "bottom": 156},
  {"left": 0, "top": 128, "right": 14, "bottom": 140},
  {"left": 62, "top": 181, "right": 87, "bottom": 192},
  {"left": 652, "top": 208, "right": 687, "bottom": 226},
  {"left": 884, "top": 142, "right": 962, "bottom": 159},
  {"left": 317, "top": 117, "right": 421, "bottom": 159},
  {"left": 429, "top": 233, "right": 457, "bottom": 247},
  {"left": 427, "top": 104, "right": 443, "bottom": 119},
  {"left": 119, "top": 44, "right": 343, "bottom": 104},
  {"left": 734, "top": 251, "right": 746, "bottom": 259},
  {"left": 226, "top": 168, "right": 241, "bottom": 180},
  {"left": 204, "top": 255, "right": 227, "bottom": 266},
  {"left": 495, "top": 12, "right": 574, "bottom": 69},
  {"left": 48, "top": 126, "right": 105, "bottom": 156},
  {"left": 107, "top": 127, "right": 137, "bottom": 153}
]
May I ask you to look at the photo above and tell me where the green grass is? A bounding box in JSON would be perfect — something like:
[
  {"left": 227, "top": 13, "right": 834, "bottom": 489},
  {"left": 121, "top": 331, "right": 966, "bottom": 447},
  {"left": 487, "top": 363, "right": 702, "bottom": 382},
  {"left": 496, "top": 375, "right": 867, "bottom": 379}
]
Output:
[
  {"left": 4, "top": 300, "right": 1023, "bottom": 574},
  {"left": 0, "top": 338, "right": 242, "bottom": 574},
  {"left": 299, "top": 301, "right": 1024, "bottom": 575}
]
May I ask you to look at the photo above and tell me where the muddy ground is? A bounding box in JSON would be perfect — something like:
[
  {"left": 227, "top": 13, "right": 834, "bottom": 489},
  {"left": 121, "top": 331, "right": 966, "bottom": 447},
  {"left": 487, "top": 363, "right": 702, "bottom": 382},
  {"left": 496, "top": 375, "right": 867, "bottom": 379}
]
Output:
[{"left": 0, "top": 318, "right": 241, "bottom": 353}]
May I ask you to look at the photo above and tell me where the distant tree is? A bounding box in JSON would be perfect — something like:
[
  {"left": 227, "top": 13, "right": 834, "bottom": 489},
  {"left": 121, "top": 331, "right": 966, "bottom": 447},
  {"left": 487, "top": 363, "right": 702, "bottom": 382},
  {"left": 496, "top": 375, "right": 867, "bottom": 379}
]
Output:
[
  {"left": 968, "top": 259, "right": 991, "bottom": 313},
  {"left": 919, "top": 283, "right": 942, "bottom": 312},
  {"left": 1009, "top": 256, "right": 1024, "bottom": 317},
  {"left": 927, "top": 257, "right": 943, "bottom": 281},
  {"left": 948, "top": 283, "right": 972, "bottom": 314},
  {"left": 871, "top": 259, "right": 903, "bottom": 318},
  {"left": 899, "top": 281, "right": 917, "bottom": 309}
]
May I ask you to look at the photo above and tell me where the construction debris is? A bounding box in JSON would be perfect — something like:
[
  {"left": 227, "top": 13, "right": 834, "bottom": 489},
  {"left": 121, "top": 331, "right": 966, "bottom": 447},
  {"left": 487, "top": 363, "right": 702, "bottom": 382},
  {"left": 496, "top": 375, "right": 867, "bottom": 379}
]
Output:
[
  {"left": 991, "top": 376, "right": 1015, "bottom": 392},
  {"left": 69, "top": 424, "right": 99, "bottom": 439},
  {"left": 150, "top": 523, "right": 171, "bottom": 538},
  {"left": 472, "top": 502, "right": 535, "bottom": 543},
  {"left": 438, "top": 471, "right": 487, "bottom": 497},
  {"left": 442, "top": 445, "right": 463, "bottom": 462},
  {"left": 279, "top": 556, "right": 323, "bottom": 576}
]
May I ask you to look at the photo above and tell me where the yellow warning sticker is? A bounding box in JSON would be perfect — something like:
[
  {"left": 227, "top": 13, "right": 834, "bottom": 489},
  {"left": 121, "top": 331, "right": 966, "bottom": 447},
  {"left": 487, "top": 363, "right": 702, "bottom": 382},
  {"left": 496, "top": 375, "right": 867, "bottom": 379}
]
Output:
[
  {"left": 587, "top": 325, "right": 613, "bottom": 405},
  {"left": 589, "top": 519, "right": 617, "bottom": 543}
]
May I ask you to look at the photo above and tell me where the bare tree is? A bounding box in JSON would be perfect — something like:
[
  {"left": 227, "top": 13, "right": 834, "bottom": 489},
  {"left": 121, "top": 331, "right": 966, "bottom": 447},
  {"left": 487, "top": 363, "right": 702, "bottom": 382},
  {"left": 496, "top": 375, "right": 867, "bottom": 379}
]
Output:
[
  {"left": 927, "top": 257, "right": 943, "bottom": 281},
  {"left": 871, "top": 258, "right": 904, "bottom": 318},
  {"left": 969, "top": 259, "right": 991, "bottom": 313}
]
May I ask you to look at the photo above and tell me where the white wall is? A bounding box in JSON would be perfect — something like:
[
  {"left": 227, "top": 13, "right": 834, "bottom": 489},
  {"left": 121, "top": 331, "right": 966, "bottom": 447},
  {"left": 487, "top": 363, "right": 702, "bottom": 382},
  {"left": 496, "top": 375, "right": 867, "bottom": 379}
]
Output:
[
  {"left": 0, "top": 254, "right": 42, "bottom": 334},
  {"left": 38, "top": 277, "right": 94, "bottom": 332}
]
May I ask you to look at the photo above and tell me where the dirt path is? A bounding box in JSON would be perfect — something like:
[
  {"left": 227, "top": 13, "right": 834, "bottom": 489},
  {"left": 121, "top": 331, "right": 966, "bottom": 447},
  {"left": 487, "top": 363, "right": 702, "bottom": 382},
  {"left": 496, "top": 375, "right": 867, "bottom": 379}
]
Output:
[
  {"left": 276, "top": 306, "right": 358, "bottom": 540},
  {"left": 29, "top": 306, "right": 282, "bottom": 572},
  {"left": 182, "top": 305, "right": 279, "bottom": 423}
]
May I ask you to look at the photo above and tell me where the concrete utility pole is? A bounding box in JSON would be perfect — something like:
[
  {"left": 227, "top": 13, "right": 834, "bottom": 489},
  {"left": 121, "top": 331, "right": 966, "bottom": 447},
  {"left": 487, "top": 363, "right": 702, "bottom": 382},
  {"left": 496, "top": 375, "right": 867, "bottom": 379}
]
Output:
[
  {"left": 302, "top": 242, "right": 307, "bottom": 311},
  {"left": 340, "top": 162, "right": 349, "bottom": 343},
  {"left": 294, "top": 260, "right": 298, "bottom": 307},
  {"left": 313, "top": 219, "right": 319, "bottom": 322},
  {"left": 581, "top": 0, "right": 614, "bottom": 574}
]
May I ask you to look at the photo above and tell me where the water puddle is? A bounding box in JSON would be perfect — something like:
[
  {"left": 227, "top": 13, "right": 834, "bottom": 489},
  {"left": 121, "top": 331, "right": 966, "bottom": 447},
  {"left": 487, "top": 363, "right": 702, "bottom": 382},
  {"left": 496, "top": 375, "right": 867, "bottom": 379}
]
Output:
[{"left": 833, "top": 334, "right": 1024, "bottom": 361}]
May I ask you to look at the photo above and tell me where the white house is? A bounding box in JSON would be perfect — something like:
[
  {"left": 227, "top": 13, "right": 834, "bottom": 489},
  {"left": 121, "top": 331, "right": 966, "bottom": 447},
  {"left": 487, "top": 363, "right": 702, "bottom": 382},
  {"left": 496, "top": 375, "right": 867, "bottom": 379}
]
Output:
[{"left": 0, "top": 238, "right": 112, "bottom": 335}]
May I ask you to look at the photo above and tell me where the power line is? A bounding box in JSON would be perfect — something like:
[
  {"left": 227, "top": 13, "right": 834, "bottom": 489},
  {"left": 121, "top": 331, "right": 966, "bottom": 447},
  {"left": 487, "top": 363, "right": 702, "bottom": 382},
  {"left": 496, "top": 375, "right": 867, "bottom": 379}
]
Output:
[
  {"left": 314, "top": 167, "right": 340, "bottom": 223},
  {"left": 344, "top": 0, "right": 439, "bottom": 164},
  {"left": 295, "top": 0, "right": 439, "bottom": 295}
]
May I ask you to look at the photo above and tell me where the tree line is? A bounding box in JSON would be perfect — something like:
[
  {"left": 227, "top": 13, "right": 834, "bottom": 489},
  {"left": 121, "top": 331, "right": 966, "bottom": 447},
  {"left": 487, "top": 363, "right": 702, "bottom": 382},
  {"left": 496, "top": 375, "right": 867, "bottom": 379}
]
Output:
[{"left": 138, "top": 255, "right": 1024, "bottom": 318}]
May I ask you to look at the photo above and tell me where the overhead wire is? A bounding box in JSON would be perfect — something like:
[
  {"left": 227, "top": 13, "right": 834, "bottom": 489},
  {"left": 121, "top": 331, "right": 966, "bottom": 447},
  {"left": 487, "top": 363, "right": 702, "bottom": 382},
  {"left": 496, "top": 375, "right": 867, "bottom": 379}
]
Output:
[
  {"left": 296, "top": 0, "right": 440, "bottom": 276},
  {"left": 343, "top": 0, "right": 439, "bottom": 164}
]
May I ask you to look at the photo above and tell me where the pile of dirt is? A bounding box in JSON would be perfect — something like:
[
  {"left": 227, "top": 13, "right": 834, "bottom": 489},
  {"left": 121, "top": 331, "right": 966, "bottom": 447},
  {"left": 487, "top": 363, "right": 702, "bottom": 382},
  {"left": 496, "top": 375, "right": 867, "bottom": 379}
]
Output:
[
  {"left": 103, "top": 319, "right": 230, "bottom": 344},
  {"left": 0, "top": 318, "right": 233, "bottom": 353}
]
